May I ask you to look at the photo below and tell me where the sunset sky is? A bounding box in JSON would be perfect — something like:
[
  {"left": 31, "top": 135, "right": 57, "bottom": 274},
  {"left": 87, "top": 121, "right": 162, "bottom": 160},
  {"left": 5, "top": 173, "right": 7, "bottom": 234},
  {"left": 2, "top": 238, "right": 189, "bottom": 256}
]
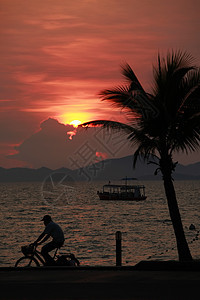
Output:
[{"left": 1, "top": 0, "right": 200, "bottom": 169}]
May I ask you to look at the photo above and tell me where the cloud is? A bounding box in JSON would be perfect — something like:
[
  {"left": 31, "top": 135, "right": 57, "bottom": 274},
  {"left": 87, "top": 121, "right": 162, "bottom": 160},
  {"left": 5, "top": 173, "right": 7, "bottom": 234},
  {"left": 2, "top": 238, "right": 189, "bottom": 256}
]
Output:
[
  {"left": 3, "top": 117, "right": 200, "bottom": 168},
  {"left": 7, "top": 118, "right": 73, "bottom": 169},
  {"left": 2, "top": 0, "right": 199, "bottom": 117},
  {"left": 0, "top": 111, "right": 44, "bottom": 143},
  {"left": 67, "top": 130, "right": 77, "bottom": 140},
  {"left": 7, "top": 118, "right": 132, "bottom": 169},
  {"left": 96, "top": 151, "right": 108, "bottom": 160}
]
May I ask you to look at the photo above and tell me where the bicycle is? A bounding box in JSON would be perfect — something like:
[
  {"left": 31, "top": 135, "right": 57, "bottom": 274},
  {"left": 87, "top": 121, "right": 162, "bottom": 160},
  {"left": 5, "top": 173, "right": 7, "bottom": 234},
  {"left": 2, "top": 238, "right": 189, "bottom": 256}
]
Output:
[{"left": 15, "top": 244, "right": 80, "bottom": 267}]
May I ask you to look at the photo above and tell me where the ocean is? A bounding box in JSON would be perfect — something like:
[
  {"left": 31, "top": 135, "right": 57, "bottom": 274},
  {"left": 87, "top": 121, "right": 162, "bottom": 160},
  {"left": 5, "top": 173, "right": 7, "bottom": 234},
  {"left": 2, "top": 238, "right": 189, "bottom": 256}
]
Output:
[{"left": 0, "top": 180, "right": 200, "bottom": 267}]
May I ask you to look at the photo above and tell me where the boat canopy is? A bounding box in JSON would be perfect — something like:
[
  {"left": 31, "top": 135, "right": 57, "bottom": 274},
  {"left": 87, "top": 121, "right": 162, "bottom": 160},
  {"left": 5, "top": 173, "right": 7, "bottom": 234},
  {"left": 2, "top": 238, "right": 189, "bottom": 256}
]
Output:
[
  {"left": 121, "top": 177, "right": 137, "bottom": 180},
  {"left": 103, "top": 184, "right": 144, "bottom": 188},
  {"left": 103, "top": 184, "right": 145, "bottom": 195}
]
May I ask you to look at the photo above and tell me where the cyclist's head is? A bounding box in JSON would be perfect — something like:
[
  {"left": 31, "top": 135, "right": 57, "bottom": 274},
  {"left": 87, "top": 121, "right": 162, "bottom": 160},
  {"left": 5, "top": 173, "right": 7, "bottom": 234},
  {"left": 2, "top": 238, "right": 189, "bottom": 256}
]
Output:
[{"left": 41, "top": 215, "right": 52, "bottom": 225}]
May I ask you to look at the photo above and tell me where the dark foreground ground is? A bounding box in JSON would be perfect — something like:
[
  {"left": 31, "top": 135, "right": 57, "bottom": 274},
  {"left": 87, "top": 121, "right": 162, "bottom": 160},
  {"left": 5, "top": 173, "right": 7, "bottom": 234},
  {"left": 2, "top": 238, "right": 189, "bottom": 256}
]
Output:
[{"left": 1, "top": 261, "right": 200, "bottom": 300}]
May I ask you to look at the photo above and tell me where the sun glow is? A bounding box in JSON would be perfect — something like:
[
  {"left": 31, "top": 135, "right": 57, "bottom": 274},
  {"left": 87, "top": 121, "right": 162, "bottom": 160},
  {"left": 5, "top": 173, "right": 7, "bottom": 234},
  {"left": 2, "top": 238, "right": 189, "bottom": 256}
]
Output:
[
  {"left": 58, "top": 112, "right": 90, "bottom": 126},
  {"left": 70, "top": 120, "right": 82, "bottom": 127}
]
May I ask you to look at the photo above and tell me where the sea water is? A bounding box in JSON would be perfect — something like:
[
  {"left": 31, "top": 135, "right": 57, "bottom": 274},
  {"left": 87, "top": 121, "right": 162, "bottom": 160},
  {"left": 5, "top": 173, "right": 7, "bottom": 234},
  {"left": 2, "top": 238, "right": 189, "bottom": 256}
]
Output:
[{"left": 0, "top": 180, "right": 200, "bottom": 267}]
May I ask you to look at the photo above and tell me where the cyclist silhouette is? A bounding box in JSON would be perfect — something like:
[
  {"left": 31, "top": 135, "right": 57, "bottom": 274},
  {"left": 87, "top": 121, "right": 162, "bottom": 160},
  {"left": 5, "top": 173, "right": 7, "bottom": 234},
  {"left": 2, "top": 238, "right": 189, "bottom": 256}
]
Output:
[{"left": 33, "top": 215, "right": 64, "bottom": 265}]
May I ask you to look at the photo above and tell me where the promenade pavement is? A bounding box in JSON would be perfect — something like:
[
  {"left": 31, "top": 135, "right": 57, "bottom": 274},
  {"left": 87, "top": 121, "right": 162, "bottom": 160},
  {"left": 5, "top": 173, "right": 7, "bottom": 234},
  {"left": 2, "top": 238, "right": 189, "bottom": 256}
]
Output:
[{"left": 1, "top": 263, "right": 200, "bottom": 300}]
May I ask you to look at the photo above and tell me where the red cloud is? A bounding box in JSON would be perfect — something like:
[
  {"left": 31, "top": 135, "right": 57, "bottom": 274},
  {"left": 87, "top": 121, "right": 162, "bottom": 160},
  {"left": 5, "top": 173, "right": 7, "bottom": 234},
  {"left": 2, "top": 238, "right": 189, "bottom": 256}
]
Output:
[
  {"left": 67, "top": 130, "right": 77, "bottom": 140},
  {"left": 96, "top": 151, "right": 108, "bottom": 160}
]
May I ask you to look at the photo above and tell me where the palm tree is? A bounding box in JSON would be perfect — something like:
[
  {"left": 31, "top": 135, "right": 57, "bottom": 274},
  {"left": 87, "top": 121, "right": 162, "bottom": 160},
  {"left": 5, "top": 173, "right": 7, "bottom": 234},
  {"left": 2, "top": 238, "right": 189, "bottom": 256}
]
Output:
[{"left": 81, "top": 50, "right": 200, "bottom": 261}]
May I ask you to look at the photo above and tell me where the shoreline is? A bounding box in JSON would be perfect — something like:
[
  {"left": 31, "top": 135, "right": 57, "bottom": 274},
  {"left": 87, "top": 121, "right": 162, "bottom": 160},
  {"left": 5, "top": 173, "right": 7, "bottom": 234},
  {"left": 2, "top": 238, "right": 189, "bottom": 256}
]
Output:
[{"left": 1, "top": 259, "right": 200, "bottom": 271}]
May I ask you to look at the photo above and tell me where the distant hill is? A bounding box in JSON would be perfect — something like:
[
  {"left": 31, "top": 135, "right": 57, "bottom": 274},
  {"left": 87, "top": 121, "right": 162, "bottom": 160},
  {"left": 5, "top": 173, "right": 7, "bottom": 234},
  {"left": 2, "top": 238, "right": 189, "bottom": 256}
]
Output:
[
  {"left": 74, "top": 155, "right": 200, "bottom": 181},
  {"left": 0, "top": 155, "right": 200, "bottom": 182},
  {"left": 0, "top": 167, "right": 73, "bottom": 182}
]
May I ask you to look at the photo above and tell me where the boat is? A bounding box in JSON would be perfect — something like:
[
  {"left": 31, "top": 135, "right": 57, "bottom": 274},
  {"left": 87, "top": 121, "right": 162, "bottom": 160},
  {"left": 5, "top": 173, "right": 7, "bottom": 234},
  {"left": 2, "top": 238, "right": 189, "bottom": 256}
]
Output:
[{"left": 97, "top": 177, "right": 147, "bottom": 201}]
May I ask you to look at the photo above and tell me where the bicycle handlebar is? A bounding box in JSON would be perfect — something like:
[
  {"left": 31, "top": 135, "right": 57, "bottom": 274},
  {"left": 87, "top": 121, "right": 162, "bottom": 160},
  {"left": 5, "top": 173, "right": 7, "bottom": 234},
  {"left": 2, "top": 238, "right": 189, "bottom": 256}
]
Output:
[{"left": 28, "top": 243, "right": 39, "bottom": 252}]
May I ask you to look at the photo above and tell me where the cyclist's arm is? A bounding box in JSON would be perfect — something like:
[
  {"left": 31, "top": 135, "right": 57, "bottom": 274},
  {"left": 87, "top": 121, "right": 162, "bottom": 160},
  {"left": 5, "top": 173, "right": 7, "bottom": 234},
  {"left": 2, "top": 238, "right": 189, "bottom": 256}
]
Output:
[
  {"left": 38, "top": 234, "right": 51, "bottom": 245},
  {"left": 34, "top": 232, "right": 46, "bottom": 245},
  {"left": 34, "top": 224, "right": 51, "bottom": 245}
]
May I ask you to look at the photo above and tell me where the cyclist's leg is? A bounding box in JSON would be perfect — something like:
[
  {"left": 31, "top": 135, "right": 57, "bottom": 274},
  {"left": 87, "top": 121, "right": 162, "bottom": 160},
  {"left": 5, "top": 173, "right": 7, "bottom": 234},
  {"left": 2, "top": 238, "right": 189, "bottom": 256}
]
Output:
[{"left": 41, "top": 241, "right": 57, "bottom": 265}]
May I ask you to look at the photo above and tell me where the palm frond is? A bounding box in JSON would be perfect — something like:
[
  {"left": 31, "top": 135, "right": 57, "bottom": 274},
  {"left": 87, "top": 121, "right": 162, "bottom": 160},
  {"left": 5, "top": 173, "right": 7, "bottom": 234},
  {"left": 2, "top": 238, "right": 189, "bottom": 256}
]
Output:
[
  {"left": 177, "top": 69, "right": 200, "bottom": 114},
  {"left": 169, "top": 114, "right": 200, "bottom": 153},
  {"left": 99, "top": 63, "right": 152, "bottom": 116},
  {"left": 99, "top": 86, "right": 135, "bottom": 112},
  {"left": 121, "top": 63, "right": 145, "bottom": 93},
  {"left": 80, "top": 120, "right": 134, "bottom": 135},
  {"left": 132, "top": 139, "right": 158, "bottom": 167},
  {"left": 152, "top": 50, "right": 195, "bottom": 103}
]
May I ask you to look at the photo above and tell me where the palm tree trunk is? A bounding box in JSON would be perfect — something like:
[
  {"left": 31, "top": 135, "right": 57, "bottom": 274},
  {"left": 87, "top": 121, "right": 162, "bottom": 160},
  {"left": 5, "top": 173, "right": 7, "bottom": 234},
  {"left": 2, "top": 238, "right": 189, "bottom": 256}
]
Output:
[{"left": 161, "top": 157, "right": 192, "bottom": 261}]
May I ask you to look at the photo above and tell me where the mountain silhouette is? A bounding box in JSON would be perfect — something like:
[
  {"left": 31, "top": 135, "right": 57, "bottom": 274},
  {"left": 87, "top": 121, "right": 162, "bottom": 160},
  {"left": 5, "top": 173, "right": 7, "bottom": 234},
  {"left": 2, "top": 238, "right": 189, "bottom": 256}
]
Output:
[{"left": 0, "top": 155, "right": 200, "bottom": 182}]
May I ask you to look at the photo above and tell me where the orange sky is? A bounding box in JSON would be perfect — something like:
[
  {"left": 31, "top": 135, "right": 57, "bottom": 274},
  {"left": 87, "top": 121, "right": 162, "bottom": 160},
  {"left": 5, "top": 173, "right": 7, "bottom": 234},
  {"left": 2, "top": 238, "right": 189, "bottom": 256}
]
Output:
[{"left": 1, "top": 0, "right": 200, "bottom": 168}]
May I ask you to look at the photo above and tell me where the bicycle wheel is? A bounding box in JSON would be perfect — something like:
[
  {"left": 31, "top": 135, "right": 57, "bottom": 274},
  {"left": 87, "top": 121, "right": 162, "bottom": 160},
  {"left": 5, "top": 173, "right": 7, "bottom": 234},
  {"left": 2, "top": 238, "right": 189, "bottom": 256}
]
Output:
[{"left": 15, "top": 256, "right": 40, "bottom": 267}]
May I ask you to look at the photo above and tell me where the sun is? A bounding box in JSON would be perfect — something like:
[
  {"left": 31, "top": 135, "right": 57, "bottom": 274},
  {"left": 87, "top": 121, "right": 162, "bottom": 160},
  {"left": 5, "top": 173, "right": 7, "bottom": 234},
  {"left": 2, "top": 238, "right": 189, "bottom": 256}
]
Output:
[
  {"left": 58, "top": 112, "right": 91, "bottom": 126},
  {"left": 70, "top": 120, "right": 82, "bottom": 127}
]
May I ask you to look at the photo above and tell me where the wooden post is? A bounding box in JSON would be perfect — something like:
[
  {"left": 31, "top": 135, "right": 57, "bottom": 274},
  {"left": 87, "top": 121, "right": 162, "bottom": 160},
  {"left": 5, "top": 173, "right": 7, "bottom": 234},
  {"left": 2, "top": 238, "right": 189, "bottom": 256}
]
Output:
[{"left": 116, "top": 231, "right": 122, "bottom": 266}]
